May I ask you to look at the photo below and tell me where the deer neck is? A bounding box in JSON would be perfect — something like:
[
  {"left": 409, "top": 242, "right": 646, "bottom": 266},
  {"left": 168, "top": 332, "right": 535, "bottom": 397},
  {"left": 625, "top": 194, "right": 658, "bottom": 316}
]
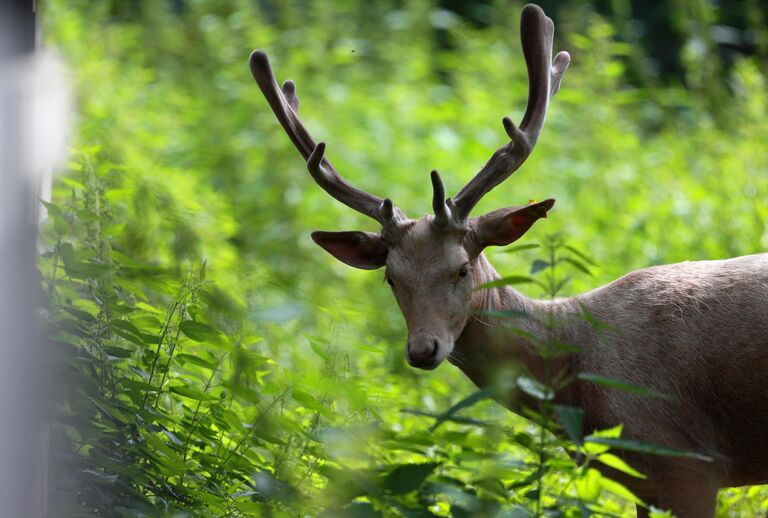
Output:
[{"left": 451, "top": 253, "right": 582, "bottom": 409}]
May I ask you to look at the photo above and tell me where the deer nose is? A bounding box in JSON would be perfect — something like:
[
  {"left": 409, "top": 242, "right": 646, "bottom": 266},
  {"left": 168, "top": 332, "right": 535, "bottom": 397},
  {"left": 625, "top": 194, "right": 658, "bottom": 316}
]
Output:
[{"left": 407, "top": 333, "right": 440, "bottom": 370}]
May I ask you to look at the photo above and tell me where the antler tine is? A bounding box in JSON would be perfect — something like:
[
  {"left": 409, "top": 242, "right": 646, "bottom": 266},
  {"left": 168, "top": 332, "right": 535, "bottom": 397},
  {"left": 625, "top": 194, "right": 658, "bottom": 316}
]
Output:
[
  {"left": 449, "top": 4, "right": 570, "bottom": 222},
  {"left": 249, "top": 50, "right": 405, "bottom": 226},
  {"left": 430, "top": 170, "right": 451, "bottom": 226}
]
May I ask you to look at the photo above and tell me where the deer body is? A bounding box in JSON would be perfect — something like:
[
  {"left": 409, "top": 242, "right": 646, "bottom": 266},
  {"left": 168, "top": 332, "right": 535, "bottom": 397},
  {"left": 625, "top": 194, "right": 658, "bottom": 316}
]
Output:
[
  {"left": 250, "top": 4, "right": 768, "bottom": 515},
  {"left": 456, "top": 250, "right": 768, "bottom": 514}
]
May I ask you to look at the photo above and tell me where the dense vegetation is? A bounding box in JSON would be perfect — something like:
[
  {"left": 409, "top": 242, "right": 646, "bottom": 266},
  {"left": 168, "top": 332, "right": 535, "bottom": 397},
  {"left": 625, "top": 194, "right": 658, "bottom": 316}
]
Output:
[{"left": 41, "top": 0, "right": 767, "bottom": 516}]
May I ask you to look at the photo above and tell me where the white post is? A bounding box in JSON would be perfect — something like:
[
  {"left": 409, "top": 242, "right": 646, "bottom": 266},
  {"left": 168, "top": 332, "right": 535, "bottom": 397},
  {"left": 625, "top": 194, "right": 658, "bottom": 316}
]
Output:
[{"left": 0, "top": 2, "right": 68, "bottom": 516}]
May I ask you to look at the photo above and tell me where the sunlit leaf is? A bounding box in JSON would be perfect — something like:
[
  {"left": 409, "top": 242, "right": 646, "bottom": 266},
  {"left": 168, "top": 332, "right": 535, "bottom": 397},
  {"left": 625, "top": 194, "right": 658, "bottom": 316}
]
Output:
[
  {"left": 597, "top": 453, "right": 646, "bottom": 479},
  {"left": 516, "top": 376, "right": 553, "bottom": 401}
]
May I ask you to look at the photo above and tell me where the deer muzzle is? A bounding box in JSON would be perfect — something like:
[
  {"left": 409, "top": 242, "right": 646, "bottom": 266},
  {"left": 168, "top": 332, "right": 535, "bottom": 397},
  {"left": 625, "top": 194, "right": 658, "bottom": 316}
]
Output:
[{"left": 407, "top": 332, "right": 448, "bottom": 370}]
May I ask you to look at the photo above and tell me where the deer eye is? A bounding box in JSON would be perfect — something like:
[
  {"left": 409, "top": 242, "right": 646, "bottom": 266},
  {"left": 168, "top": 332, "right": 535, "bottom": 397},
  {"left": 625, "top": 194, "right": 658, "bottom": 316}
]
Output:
[
  {"left": 458, "top": 265, "right": 469, "bottom": 278},
  {"left": 385, "top": 276, "right": 394, "bottom": 287}
]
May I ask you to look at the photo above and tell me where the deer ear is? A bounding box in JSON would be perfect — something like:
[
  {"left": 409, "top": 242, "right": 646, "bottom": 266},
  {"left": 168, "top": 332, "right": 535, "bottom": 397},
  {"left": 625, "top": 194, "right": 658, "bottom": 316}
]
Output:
[
  {"left": 311, "top": 231, "right": 388, "bottom": 270},
  {"left": 471, "top": 199, "right": 555, "bottom": 248}
]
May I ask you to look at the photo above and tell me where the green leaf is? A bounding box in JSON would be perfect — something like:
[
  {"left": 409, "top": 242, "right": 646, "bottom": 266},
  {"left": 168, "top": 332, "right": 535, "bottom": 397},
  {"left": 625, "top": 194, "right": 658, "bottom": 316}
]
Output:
[
  {"left": 599, "top": 475, "right": 643, "bottom": 504},
  {"left": 564, "top": 244, "right": 597, "bottom": 266},
  {"left": 88, "top": 397, "right": 132, "bottom": 424},
  {"left": 292, "top": 389, "right": 334, "bottom": 418},
  {"left": 383, "top": 462, "right": 440, "bottom": 495},
  {"left": 577, "top": 373, "right": 667, "bottom": 399},
  {"left": 429, "top": 383, "right": 511, "bottom": 431},
  {"left": 529, "top": 259, "right": 550, "bottom": 274},
  {"left": 179, "top": 320, "right": 226, "bottom": 345},
  {"left": 66, "top": 262, "right": 111, "bottom": 279},
  {"left": 309, "top": 340, "right": 330, "bottom": 361},
  {"left": 476, "top": 276, "right": 535, "bottom": 290},
  {"left": 516, "top": 376, "right": 553, "bottom": 401},
  {"left": 584, "top": 436, "right": 713, "bottom": 462},
  {"left": 500, "top": 243, "right": 540, "bottom": 253},
  {"left": 597, "top": 453, "right": 646, "bottom": 479},
  {"left": 110, "top": 319, "right": 146, "bottom": 346},
  {"left": 175, "top": 353, "right": 217, "bottom": 370},
  {"left": 561, "top": 256, "right": 593, "bottom": 276},
  {"left": 103, "top": 345, "right": 133, "bottom": 359},
  {"left": 554, "top": 405, "right": 584, "bottom": 446},
  {"left": 169, "top": 384, "right": 212, "bottom": 401}
]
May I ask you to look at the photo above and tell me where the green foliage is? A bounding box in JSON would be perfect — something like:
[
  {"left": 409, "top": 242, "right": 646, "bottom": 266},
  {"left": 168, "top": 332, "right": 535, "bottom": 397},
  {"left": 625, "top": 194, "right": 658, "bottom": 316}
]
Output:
[{"left": 40, "top": 0, "right": 768, "bottom": 516}]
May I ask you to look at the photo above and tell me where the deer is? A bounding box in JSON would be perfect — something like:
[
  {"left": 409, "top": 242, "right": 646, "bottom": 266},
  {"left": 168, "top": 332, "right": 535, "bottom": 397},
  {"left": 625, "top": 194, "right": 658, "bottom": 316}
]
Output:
[{"left": 249, "top": 4, "right": 768, "bottom": 517}]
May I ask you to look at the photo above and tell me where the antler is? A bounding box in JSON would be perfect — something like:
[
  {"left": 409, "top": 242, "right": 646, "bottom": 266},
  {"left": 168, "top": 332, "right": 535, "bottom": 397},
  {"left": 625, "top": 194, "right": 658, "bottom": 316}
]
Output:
[
  {"left": 249, "top": 50, "right": 405, "bottom": 227},
  {"left": 434, "top": 4, "right": 570, "bottom": 227}
]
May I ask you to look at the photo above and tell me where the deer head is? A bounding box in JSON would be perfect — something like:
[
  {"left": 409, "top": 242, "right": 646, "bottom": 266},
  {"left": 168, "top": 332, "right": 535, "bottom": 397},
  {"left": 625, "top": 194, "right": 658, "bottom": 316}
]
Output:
[{"left": 250, "top": 4, "right": 570, "bottom": 370}]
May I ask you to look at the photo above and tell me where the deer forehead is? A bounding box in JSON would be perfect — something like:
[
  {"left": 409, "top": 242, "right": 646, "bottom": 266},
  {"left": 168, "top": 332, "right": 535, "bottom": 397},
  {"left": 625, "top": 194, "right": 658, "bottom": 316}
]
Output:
[{"left": 386, "top": 218, "right": 469, "bottom": 279}]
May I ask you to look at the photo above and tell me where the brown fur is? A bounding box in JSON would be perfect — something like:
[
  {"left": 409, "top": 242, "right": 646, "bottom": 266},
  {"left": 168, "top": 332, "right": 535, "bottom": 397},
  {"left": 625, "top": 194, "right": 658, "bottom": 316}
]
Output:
[{"left": 452, "top": 248, "right": 768, "bottom": 516}]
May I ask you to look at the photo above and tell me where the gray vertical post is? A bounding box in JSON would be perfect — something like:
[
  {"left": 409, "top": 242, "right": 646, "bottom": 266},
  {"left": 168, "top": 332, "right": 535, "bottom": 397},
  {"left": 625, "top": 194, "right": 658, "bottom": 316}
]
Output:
[{"left": 0, "top": 1, "right": 48, "bottom": 517}]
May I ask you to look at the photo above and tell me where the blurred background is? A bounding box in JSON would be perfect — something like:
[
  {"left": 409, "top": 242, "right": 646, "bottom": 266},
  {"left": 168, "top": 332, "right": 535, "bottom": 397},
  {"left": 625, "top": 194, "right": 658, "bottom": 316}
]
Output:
[{"left": 34, "top": 0, "right": 768, "bottom": 516}]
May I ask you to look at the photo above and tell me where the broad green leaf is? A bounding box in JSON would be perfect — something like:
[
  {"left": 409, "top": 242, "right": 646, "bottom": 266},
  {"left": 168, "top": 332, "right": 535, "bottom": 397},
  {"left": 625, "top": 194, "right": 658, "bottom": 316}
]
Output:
[
  {"left": 554, "top": 404, "right": 584, "bottom": 446},
  {"left": 383, "top": 462, "right": 440, "bottom": 495},
  {"left": 169, "top": 384, "right": 212, "bottom": 401},
  {"left": 529, "top": 259, "right": 550, "bottom": 274},
  {"left": 180, "top": 320, "right": 226, "bottom": 345},
  {"left": 175, "top": 353, "right": 217, "bottom": 370}
]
